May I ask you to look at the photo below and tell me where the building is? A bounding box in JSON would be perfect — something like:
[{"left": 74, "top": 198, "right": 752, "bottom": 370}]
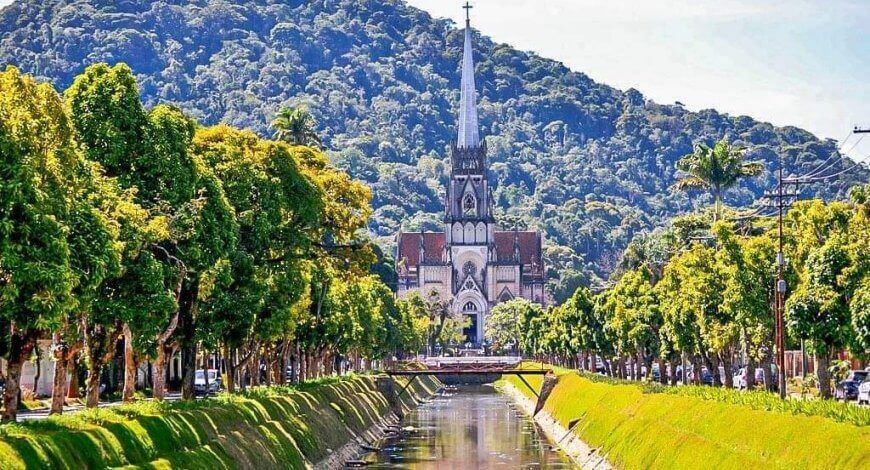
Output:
[{"left": 395, "top": 10, "right": 547, "bottom": 346}]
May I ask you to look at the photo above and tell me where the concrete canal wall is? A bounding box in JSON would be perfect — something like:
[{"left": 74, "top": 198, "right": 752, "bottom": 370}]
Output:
[{"left": 0, "top": 375, "right": 440, "bottom": 469}]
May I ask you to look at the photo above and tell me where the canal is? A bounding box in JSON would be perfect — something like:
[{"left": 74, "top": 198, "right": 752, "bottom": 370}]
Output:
[{"left": 367, "top": 385, "right": 574, "bottom": 468}]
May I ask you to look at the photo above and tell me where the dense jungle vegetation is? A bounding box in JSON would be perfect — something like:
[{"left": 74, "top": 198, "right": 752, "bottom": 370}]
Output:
[{"left": 3, "top": 0, "right": 867, "bottom": 293}]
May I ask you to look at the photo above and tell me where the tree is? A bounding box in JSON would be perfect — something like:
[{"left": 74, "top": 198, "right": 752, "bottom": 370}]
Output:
[
  {"left": 716, "top": 223, "right": 777, "bottom": 390},
  {"left": 603, "top": 267, "right": 661, "bottom": 380},
  {"left": 851, "top": 279, "right": 870, "bottom": 355},
  {"left": 66, "top": 64, "right": 238, "bottom": 401},
  {"left": 396, "top": 293, "right": 430, "bottom": 356},
  {"left": 560, "top": 286, "right": 600, "bottom": 370},
  {"left": 672, "top": 139, "right": 763, "bottom": 221},
  {"left": 501, "top": 299, "right": 544, "bottom": 357},
  {"left": 0, "top": 67, "right": 79, "bottom": 421},
  {"left": 786, "top": 237, "right": 855, "bottom": 398},
  {"left": 486, "top": 301, "right": 524, "bottom": 354},
  {"left": 192, "top": 124, "right": 321, "bottom": 390},
  {"left": 271, "top": 106, "right": 323, "bottom": 149}
]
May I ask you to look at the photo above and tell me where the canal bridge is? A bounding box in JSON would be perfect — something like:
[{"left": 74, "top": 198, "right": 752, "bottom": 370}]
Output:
[{"left": 386, "top": 356, "right": 551, "bottom": 399}]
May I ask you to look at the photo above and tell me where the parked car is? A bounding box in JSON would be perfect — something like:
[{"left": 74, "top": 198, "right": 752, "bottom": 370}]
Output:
[
  {"left": 733, "top": 368, "right": 765, "bottom": 389},
  {"left": 595, "top": 356, "right": 606, "bottom": 374},
  {"left": 700, "top": 367, "right": 714, "bottom": 385},
  {"left": 857, "top": 376, "right": 870, "bottom": 405},
  {"left": 835, "top": 370, "right": 868, "bottom": 401},
  {"left": 193, "top": 369, "right": 222, "bottom": 396},
  {"left": 674, "top": 365, "right": 713, "bottom": 385}
]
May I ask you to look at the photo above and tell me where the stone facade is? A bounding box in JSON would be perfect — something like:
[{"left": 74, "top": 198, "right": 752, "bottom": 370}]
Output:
[{"left": 395, "top": 15, "right": 546, "bottom": 345}]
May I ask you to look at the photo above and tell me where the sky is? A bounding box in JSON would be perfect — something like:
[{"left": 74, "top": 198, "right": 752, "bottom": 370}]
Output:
[
  {"left": 408, "top": 0, "right": 870, "bottom": 162},
  {"left": 1, "top": 0, "right": 867, "bottom": 160}
]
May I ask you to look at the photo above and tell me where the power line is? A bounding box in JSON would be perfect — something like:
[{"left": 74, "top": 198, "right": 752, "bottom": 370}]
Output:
[{"left": 804, "top": 130, "right": 853, "bottom": 177}]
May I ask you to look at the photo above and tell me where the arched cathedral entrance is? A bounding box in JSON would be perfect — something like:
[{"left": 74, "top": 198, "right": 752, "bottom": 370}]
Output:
[{"left": 461, "top": 301, "right": 480, "bottom": 345}]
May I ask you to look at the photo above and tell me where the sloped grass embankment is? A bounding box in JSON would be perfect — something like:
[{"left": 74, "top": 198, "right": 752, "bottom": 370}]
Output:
[
  {"left": 501, "top": 365, "right": 869, "bottom": 469},
  {"left": 0, "top": 375, "right": 439, "bottom": 469}
]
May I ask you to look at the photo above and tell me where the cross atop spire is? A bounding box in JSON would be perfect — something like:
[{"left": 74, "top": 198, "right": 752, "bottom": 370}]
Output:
[{"left": 456, "top": 2, "right": 480, "bottom": 149}]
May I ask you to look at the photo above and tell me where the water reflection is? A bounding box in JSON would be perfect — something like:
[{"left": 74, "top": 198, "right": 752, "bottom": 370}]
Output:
[{"left": 368, "top": 385, "right": 574, "bottom": 469}]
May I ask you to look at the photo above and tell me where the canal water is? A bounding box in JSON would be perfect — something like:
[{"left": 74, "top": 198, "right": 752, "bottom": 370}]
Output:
[{"left": 367, "top": 385, "right": 574, "bottom": 469}]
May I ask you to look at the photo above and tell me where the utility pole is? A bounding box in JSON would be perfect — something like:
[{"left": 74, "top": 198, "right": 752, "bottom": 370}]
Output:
[
  {"left": 761, "top": 156, "right": 799, "bottom": 399},
  {"left": 853, "top": 126, "right": 870, "bottom": 134}
]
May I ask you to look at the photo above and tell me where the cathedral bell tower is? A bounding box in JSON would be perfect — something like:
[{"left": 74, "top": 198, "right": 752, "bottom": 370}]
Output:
[
  {"left": 445, "top": 5, "right": 495, "bottom": 240},
  {"left": 445, "top": 3, "right": 493, "bottom": 345}
]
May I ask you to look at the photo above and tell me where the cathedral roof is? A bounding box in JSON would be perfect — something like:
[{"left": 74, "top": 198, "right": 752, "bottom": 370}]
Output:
[
  {"left": 397, "top": 232, "right": 446, "bottom": 267},
  {"left": 494, "top": 231, "right": 543, "bottom": 272}
]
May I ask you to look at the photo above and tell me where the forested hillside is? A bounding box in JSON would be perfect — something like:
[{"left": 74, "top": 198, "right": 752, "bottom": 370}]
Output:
[{"left": 2, "top": 0, "right": 866, "bottom": 292}]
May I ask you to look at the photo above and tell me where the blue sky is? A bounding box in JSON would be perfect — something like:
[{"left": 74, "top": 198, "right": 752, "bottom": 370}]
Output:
[
  {"left": 2, "top": 0, "right": 867, "bottom": 160},
  {"left": 408, "top": 0, "right": 869, "bottom": 162}
]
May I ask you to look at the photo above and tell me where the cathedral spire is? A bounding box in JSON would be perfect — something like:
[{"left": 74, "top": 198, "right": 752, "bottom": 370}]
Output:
[{"left": 457, "top": 2, "right": 480, "bottom": 149}]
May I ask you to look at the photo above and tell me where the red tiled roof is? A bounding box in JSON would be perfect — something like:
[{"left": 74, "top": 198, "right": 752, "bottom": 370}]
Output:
[
  {"left": 397, "top": 232, "right": 446, "bottom": 267},
  {"left": 494, "top": 231, "right": 542, "bottom": 270}
]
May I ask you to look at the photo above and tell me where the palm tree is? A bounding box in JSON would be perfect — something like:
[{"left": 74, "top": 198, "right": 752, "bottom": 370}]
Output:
[
  {"left": 672, "top": 139, "right": 763, "bottom": 221},
  {"left": 271, "top": 106, "right": 323, "bottom": 148}
]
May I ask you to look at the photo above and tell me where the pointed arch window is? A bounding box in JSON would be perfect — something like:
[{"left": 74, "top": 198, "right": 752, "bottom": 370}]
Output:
[
  {"left": 499, "top": 288, "right": 514, "bottom": 303},
  {"left": 462, "top": 301, "right": 478, "bottom": 312},
  {"left": 462, "top": 193, "right": 477, "bottom": 217}
]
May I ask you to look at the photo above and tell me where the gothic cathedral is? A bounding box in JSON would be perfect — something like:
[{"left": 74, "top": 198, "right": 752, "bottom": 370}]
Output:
[{"left": 396, "top": 11, "right": 547, "bottom": 346}]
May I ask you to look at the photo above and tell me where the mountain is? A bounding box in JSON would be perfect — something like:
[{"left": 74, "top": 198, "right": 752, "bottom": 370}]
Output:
[{"left": 1, "top": 0, "right": 866, "bottom": 294}]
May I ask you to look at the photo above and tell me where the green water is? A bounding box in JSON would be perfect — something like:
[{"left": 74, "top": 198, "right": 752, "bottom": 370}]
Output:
[{"left": 367, "top": 385, "right": 575, "bottom": 469}]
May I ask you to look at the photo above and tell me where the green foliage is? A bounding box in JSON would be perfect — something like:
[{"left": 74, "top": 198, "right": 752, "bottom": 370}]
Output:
[
  {"left": 485, "top": 301, "right": 524, "bottom": 353},
  {"left": 272, "top": 106, "right": 322, "bottom": 149},
  {"left": 672, "top": 139, "right": 764, "bottom": 219},
  {"left": 0, "top": 66, "right": 79, "bottom": 334},
  {"left": 2, "top": 0, "right": 866, "bottom": 288}
]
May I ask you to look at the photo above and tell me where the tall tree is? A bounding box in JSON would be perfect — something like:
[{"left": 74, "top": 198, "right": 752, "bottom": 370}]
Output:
[
  {"left": 271, "top": 106, "right": 323, "bottom": 149},
  {"left": 0, "top": 67, "right": 80, "bottom": 421},
  {"left": 672, "top": 139, "right": 763, "bottom": 221},
  {"left": 66, "top": 64, "right": 238, "bottom": 401}
]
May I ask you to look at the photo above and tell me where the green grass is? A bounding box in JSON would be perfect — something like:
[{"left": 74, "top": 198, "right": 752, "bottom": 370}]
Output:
[
  {"left": 501, "top": 364, "right": 870, "bottom": 469},
  {"left": 0, "top": 375, "right": 440, "bottom": 469},
  {"left": 560, "top": 368, "right": 870, "bottom": 426}
]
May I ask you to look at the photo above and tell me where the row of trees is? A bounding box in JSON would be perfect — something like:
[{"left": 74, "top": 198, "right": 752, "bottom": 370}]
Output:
[
  {"left": 490, "top": 189, "right": 868, "bottom": 397},
  {"left": 0, "top": 64, "right": 432, "bottom": 422},
  {"left": 487, "top": 139, "right": 868, "bottom": 398}
]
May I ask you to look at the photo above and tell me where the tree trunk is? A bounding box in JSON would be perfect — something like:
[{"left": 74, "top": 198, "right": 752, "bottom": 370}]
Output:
[
  {"left": 67, "top": 354, "right": 80, "bottom": 399},
  {"left": 152, "top": 344, "right": 169, "bottom": 401},
  {"left": 679, "top": 352, "right": 687, "bottom": 385},
  {"left": 745, "top": 355, "right": 757, "bottom": 391},
  {"left": 50, "top": 336, "right": 71, "bottom": 415},
  {"left": 658, "top": 358, "right": 667, "bottom": 385},
  {"left": 179, "top": 278, "right": 199, "bottom": 400},
  {"left": 122, "top": 323, "right": 137, "bottom": 402},
  {"left": 2, "top": 330, "right": 38, "bottom": 422},
  {"left": 32, "top": 346, "right": 42, "bottom": 395},
  {"left": 224, "top": 347, "right": 236, "bottom": 394},
  {"left": 816, "top": 353, "right": 831, "bottom": 399},
  {"left": 668, "top": 358, "right": 678, "bottom": 386},
  {"left": 720, "top": 352, "right": 734, "bottom": 388},
  {"left": 83, "top": 322, "right": 119, "bottom": 409},
  {"left": 85, "top": 363, "right": 101, "bottom": 408},
  {"left": 761, "top": 353, "right": 775, "bottom": 392},
  {"left": 250, "top": 348, "right": 260, "bottom": 387}
]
